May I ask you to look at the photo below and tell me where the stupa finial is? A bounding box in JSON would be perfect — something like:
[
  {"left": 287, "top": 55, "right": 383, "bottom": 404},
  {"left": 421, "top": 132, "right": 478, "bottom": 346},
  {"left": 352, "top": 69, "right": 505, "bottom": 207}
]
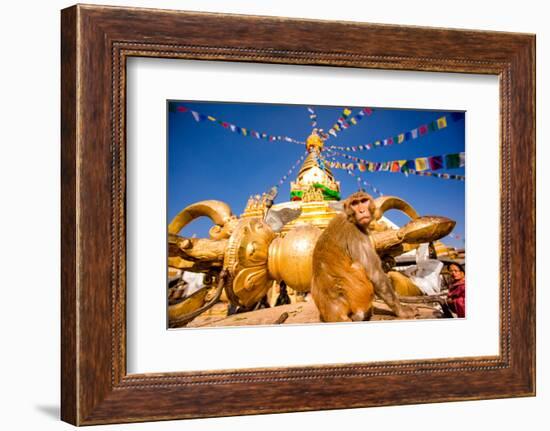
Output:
[{"left": 306, "top": 128, "right": 324, "bottom": 153}]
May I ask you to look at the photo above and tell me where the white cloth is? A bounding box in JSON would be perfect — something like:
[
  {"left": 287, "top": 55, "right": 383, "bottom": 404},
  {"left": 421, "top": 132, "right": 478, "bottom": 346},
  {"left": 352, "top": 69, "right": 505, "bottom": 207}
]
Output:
[
  {"left": 403, "top": 243, "right": 443, "bottom": 295},
  {"left": 182, "top": 272, "right": 206, "bottom": 296}
]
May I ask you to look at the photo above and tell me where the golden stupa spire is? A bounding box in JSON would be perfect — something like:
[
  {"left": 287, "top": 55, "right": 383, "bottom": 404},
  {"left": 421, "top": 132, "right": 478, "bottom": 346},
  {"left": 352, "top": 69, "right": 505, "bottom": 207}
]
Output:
[
  {"left": 290, "top": 130, "right": 340, "bottom": 201},
  {"left": 305, "top": 128, "right": 324, "bottom": 153}
]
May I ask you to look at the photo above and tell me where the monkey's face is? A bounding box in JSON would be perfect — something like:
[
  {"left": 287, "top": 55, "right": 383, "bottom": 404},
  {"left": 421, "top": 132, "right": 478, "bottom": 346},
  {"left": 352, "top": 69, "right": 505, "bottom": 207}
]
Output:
[{"left": 348, "top": 195, "right": 373, "bottom": 228}]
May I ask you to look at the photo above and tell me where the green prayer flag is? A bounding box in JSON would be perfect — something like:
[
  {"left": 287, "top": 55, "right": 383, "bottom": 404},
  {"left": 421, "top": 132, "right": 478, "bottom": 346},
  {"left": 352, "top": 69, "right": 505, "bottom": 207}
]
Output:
[{"left": 445, "top": 153, "right": 461, "bottom": 169}]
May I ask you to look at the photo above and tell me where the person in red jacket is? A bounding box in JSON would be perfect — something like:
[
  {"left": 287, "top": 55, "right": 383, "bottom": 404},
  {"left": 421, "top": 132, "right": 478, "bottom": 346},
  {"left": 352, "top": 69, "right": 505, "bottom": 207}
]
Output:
[{"left": 447, "top": 263, "right": 466, "bottom": 318}]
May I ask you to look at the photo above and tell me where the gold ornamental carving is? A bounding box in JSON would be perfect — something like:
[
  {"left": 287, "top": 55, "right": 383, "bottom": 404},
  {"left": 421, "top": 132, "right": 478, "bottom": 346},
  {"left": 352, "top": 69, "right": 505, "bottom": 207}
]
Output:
[
  {"left": 223, "top": 218, "right": 276, "bottom": 307},
  {"left": 302, "top": 185, "right": 325, "bottom": 203}
]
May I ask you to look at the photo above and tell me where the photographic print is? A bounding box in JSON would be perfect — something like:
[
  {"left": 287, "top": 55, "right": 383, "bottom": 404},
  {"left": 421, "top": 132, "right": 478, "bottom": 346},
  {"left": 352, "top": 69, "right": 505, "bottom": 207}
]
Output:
[{"left": 167, "top": 101, "right": 465, "bottom": 329}]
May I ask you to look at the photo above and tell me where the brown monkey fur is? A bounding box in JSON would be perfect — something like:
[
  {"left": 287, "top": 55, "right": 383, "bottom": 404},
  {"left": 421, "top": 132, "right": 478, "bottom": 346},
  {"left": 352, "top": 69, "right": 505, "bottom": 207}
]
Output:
[{"left": 311, "top": 191, "right": 416, "bottom": 322}]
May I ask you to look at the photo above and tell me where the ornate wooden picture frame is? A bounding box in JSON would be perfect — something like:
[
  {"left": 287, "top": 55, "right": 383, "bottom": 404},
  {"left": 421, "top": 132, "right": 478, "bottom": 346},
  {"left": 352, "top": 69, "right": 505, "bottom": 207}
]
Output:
[{"left": 61, "top": 4, "right": 535, "bottom": 425}]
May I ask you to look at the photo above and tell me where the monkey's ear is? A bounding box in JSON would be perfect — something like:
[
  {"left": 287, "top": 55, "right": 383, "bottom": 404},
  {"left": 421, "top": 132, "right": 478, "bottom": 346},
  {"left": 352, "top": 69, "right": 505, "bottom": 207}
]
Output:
[
  {"left": 265, "top": 208, "right": 302, "bottom": 232},
  {"left": 328, "top": 201, "right": 345, "bottom": 213}
]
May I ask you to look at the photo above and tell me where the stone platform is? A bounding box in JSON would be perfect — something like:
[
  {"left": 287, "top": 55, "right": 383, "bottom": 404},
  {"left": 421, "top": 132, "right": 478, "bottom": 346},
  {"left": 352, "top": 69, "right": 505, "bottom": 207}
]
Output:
[{"left": 186, "top": 299, "right": 443, "bottom": 328}]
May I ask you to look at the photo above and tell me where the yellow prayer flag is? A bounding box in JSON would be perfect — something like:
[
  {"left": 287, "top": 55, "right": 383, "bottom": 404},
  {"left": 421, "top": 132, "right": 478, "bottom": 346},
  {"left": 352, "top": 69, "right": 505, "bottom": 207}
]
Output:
[
  {"left": 415, "top": 158, "right": 428, "bottom": 171},
  {"left": 207, "top": 116, "right": 216, "bottom": 122},
  {"left": 350, "top": 118, "right": 357, "bottom": 125},
  {"left": 398, "top": 160, "right": 407, "bottom": 167},
  {"left": 437, "top": 116, "right": 447, "bottom": 129},
  {"left": 397, "top": 133, "right": 405, "bottom": 144},
  {"left": 343, "top": 108, "right": 352, "bottom": 116}
]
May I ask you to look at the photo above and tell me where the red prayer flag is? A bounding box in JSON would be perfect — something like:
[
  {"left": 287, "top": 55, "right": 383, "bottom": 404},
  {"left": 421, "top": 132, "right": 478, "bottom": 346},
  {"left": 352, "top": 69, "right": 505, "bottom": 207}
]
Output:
[
  {"left": 428, "top": 156, "right": 444, "bottom": 171},
  {"left": 419, "top": 124, "right": 429, "bottom": 135},
  {"left": 391, "top": 161, "right": 400, "bottom": 172}
]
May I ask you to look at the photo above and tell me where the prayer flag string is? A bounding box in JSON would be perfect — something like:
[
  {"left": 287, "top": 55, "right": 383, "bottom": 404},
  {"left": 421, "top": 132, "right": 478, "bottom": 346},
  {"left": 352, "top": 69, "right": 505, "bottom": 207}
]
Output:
[
  {"left": 276, "top": 151, "right": 308, "bottom": 187},
  {"left": 327, "top": 149, "right": 465, "bottom": 180},
  {"left": 169, "top": 103, "right": 305, "bottom": 145},
  {"left": 327, "top": 112, "right": 464, "bottom": 152},
  {"left": 322, "top": 152, "right": 384, "bottom": 197},
  {"left": 307, "top": 107, "right": 318, "bottom": 129},
  {"left": 326, "top": 107, "right": 374, "bottom": 140}
]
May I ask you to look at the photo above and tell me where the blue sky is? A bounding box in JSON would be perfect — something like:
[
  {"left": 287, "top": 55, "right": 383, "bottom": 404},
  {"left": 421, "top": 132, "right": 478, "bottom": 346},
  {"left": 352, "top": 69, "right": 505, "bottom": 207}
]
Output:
[{"left": 168, "top": 101, "right": 465, "bottom": 249}]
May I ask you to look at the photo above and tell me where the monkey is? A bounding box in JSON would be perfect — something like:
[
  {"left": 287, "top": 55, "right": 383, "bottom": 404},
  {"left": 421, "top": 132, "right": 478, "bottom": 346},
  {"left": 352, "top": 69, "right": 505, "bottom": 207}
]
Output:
[{"left": 311, "top": 191, "right": 416, "bottom": 322}]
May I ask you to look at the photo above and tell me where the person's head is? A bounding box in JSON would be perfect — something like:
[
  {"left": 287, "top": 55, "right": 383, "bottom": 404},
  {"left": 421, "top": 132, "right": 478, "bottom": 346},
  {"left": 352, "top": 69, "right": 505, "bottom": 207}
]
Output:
[{"left": 448, "top": 263, "right": 465, "bottom": 282}]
